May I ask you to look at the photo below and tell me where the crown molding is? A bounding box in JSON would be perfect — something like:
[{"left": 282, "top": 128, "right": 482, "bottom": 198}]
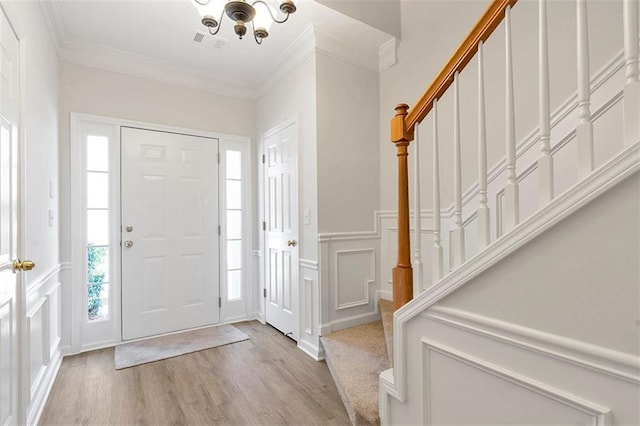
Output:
[
  {"left": 314, "top": 23, "right": 381, "bottom": 73},
  {"left": 58, "top": 37, "right": 257, "bottom": 100},
  {"left": 254, "top": 23, "right": 316, "bottom": 99},
  {"left": 38, "top": 0, "right": 64, "bottom": 52},
  {"left": 379, "top": 37, "right": 398, "bottom": 71},
  {"left": 39, "top": 1, "right": 395, "bottom": 101}
]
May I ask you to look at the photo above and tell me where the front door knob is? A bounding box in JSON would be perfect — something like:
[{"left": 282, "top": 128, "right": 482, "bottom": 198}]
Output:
[
  {"left": 13, "top": 259, "right": 35, "bottom": 273},
  {"left": 124, "top": 241, "right": 134, "bottom": 248},
  {"left": 287, "top": 240, "right": 297, "bottom": 247}
]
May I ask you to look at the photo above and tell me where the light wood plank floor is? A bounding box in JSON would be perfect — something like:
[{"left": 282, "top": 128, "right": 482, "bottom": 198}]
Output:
[{"left": 40, "top": 321, "right": 351, "bottom": 425}]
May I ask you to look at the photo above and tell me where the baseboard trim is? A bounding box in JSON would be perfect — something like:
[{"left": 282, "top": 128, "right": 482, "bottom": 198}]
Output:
[
  {"left": 320, "top": 310, "right": 381, "bottom": 336},
  {"left": 298, "top": 338, "right": 325, "bottom": 361},
  {"left": 252, "top": 311, "right": 265, "bottom": 324}
]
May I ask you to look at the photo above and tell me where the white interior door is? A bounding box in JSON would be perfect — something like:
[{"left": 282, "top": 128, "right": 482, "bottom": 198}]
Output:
[
  {"left": 264, "top": 123, "right": 299, "bottom": 340},
  {"left": 121, "top": 127, "right": 219, "bottom": 340},
  {"left": 0, "top": 8, "right": 20, "bottom": 425}
]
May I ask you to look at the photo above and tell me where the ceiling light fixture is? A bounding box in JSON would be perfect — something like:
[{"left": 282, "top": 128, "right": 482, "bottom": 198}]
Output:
[{"left": 191, "top": 0, "right": 297, "bottom": 45}]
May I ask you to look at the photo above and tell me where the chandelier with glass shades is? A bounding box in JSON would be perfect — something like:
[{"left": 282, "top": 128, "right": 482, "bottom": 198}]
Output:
[{"left": 191, "top": 0, "right": 297, "bottom": 44}]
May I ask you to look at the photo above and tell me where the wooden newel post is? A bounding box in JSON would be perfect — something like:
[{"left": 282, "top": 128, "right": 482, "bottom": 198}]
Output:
[{"left": 391, "top": 104, "right": 415, "bottom": 311}]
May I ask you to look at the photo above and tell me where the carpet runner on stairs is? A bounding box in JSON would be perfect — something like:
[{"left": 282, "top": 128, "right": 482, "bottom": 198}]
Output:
[{"left": 321, "top": 299, "right": 394, "bottom": 426}]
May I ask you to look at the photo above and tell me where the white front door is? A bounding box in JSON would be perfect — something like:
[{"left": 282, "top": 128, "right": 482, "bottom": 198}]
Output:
[
  {"left": 264, "top": 122, "right": 299, "bottom": 340},
  {"left": 0, "top": 8, "right": 20, "bottom": 425},
  {"left": 121, "top": 127, "right": 220, "bottom": 340}
]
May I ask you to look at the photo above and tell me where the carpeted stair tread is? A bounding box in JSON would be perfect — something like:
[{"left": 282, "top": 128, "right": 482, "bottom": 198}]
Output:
[
  {"left": 378, "top": 299, "right": 394, "bottom": 365},
  {"left": 321, "top": 321, "right": 390, "bottom": 426}
]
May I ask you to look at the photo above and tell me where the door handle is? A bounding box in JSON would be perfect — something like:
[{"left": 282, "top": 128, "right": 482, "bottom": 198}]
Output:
[
  {"left": 13, "top": 259, "right": 35, "bottom": 273},
  {"left": 124, "top": 241, "right": 134, "bottom": 248},
  {"left": 287, "top": 240, "right": 297, "bottom": 247}
]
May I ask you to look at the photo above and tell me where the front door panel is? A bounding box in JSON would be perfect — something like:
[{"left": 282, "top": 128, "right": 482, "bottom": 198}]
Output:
[{"left": 121, "top": 127, "right": 219, "bottom": 340}]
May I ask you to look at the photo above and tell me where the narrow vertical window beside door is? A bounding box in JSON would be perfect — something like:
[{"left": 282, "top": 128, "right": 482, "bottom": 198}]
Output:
[
  {"left": 226, "top": 150, "right": 243, "bottom": 301},
  {"left": 86, "top": 135, "right": 110, "bottom": 321}
]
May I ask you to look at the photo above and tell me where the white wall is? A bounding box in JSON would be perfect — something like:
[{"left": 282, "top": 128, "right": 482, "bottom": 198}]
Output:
[
  {"left": 315, "top": 51, "right": 384, "bottom": 347},
  {"left": 316, "top": 52, "right": 380, "bottom": 234},
  {"left": 255, "top": 53, "right": 318, "bottom": 262},
  {"left": 316, "top": 0, "right": 401, "bottom": 40}
]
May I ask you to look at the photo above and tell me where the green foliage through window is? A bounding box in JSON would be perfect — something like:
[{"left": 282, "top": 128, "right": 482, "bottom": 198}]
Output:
[{"left": 87, "top": 245, "right": 107, "bottom": 320}]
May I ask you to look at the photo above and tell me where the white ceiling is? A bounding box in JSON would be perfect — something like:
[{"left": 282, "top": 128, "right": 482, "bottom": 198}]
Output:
[{"left": 41, "top": 0, "right": 395, "bottom": 98}]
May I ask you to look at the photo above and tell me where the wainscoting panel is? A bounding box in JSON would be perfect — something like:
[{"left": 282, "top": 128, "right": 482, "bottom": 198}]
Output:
[
  {"left": 383, "top": 306, "right": 636, "bottom": 425},
  {"left": 319, "top": 234, "right": 381, "bottom": 336},
  {"left": 335, "top": 249, "right": 375, "bottom": 310},
  {"left": 25, "top": 265, "right": 63, "bottom": 426},
  {"left": 422, "top": 340, "right": 610, "bottom": 426},
  {"left": 298, "top": 259, "right": 321, "bottom": 360}
]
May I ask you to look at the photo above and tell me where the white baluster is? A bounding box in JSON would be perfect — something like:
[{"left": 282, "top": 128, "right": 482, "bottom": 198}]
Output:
[
  {"left": 576, "top": 0, "right": 594, "bottom": 178},
  {"left": 413, "top": 124, "right": 423, "bottom": 298},
  {"left": 538, "top": 0, "right": 554, "bottom": 207},
  {"left": 452, "top": 72, "right": 465, "bottom": 268},
  {"left": 477, "top": 41, "right": 490, "bottom": 249},
  {"left": 504, "top": 5, "right": 519, "bottom": 233},
  {"left": 432, "top": 100, "right": 443, "bottom": 282},
  {"left": 624, "top": 0, "right": 640, "bottom": 146}
]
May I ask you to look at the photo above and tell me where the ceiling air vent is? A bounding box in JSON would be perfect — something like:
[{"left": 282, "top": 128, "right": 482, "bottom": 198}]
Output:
[{"left": 193, "top": 31, "right": 206, "bottom": 43}]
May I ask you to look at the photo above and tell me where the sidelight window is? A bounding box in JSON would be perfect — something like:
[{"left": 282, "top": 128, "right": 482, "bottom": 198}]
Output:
[
  {"left": 225, "top": 150, "right": 243, "bottom": 301},
  {"left": 86, "top": 135, "right": 111, "bottom": 321}
]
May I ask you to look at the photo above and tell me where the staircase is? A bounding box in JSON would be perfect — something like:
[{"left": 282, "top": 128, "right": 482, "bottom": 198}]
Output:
[
  {"left": 321, "top": 299, "right": 393, "bottom": 425},
  {"left": 322, "top": 0, "right": 640, "bottom": 425}
]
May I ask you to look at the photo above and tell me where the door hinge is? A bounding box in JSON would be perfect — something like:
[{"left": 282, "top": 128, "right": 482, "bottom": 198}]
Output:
[
  {"left": 263, "top": 288, "right": 267, "bottom": 298},
  {"left": 218, "top": 225, "right": 221, "bottom": 236},
  {"left": 262, "top": 221, "right": 266, "bottom": 231},
  {"left": 262, "top": 154, "right": 265, "bottom": 164},
  {"left": 218, "top": 297, "right": 221, "bottom": 308}
]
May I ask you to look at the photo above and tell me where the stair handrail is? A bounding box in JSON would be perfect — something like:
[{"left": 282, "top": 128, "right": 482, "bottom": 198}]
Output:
[
  {"left": 406, "top": 0, "right": 518, "bottom": 130},
  {"left": 390, "top": 0, "right": 518, "bottom": 310}
]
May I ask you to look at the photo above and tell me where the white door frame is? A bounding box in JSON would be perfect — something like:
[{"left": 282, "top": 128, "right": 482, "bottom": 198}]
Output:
[
  {"left": 260, "top": 116, "right": 300, "bottom": 339},
  {"left": 69, "top": 113, "right": 252, "bottom": 353}
]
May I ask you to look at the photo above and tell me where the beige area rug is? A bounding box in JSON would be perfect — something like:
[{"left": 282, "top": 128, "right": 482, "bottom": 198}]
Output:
[{"left": 115, "top": 324, "right": 249, "bottom": 370}]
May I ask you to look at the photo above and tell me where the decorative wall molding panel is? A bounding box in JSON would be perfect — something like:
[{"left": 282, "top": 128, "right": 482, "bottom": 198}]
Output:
[
  {"left": 299, "top": 258, "right": 319, "bottom": 271},
  {"left": 424, "top": 307, "right": 640, "bottom": 383},
  {"left": 25, "top": 265, "right": 63, "bottom": 426},
  {"left": 334, "top": 249, "right": 375, "bottom": 310},
  {"left": 319, "top": 234, "right": 382, "bottom": 336},
  {"left": 421, "top": 340, "right": 611, "bottom": 426},
  {"left": 298, "top": 260, "right": 322, "bottom": 360}
]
